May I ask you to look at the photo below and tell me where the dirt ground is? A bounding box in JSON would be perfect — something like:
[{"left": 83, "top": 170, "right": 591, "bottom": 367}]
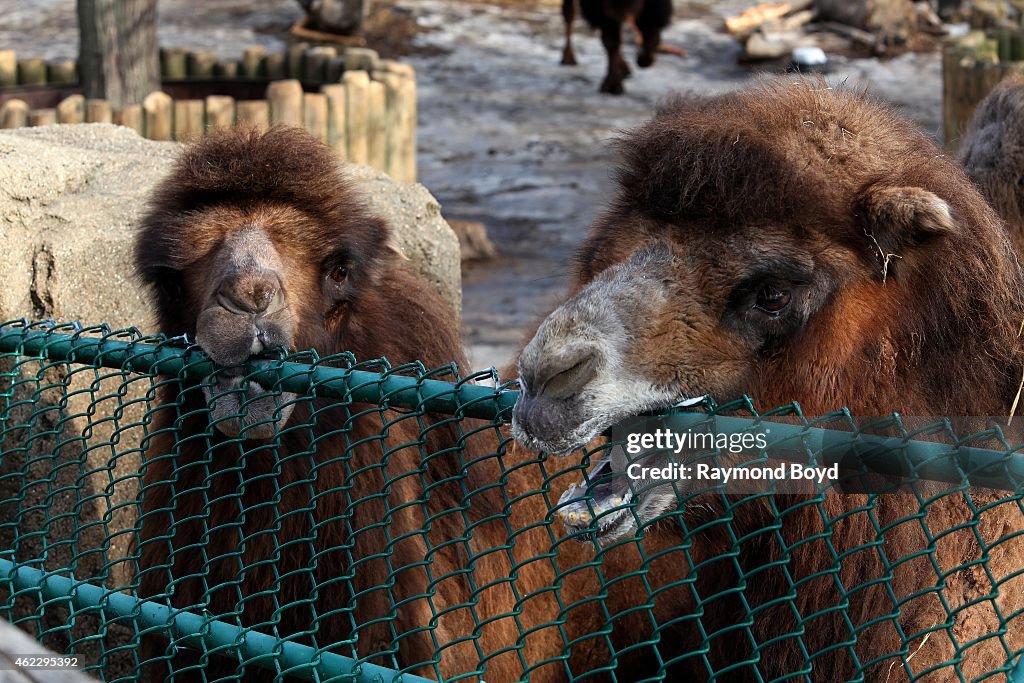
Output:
[{"left": 0, "top": 0, "right": 945, "bottom": 372}]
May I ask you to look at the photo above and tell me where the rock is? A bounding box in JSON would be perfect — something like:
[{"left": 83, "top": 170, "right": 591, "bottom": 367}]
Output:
[
  {"left": 344, "top": 164, "right": 462, "bottom": 312},
  {"left": 814, "top": 0, "right": 918, "bottom": 44},
  {"left": 744, "top": 30, "right": 807, "bottom": 60},
  {"left": 447, "top": 218, "right": 499, "bottom": 261},
  {"left": 296, "top": 0, "right": 371, "bottom": 34},
  {"left": 0, "top": 123, "right": 461, "bottom": 328}
]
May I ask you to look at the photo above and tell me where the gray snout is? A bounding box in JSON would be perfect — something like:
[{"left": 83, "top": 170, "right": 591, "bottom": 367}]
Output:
[{"left": 513, "top": 335, "right": 606, "bottom": 454}]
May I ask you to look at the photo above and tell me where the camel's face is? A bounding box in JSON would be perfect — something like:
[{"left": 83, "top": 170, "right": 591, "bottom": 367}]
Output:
[
  {"left": 180, "top": 203, "right": 386, "bottom": 440},
  {"left": 513, "top": 224, "right": 853, "bottom": 542}
]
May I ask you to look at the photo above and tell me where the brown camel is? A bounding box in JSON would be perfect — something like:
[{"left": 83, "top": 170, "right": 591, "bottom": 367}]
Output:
[
  {"left": 959, "top": 73, "right": 1024, "bottom": 256},
  {"left": 512, "top": 81, "right": 1024, "bottom": 681},
  {"left": 133, "top": 127, "right": 613, "bottom": 682}
]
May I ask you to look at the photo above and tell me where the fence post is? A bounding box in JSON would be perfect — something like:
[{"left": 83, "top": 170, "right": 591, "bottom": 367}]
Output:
[
  {"left": 303, "top": 92, "right": 329, "bottom": 143},
  {"left": 17, "top": 58, "right": 47, "bottom": 85},
  {"left": 28, "top": 108, "right": 56, "bottom": 126},
  {"left": 143, "top": 91, "right": 173, "bottom": 141},
  {"left": 56, "top": 94, "right": 85, "bottom": 124},
  {"left": 114, "top": 104, "right": 145, "bottom": 136},
  {"left": 205, "top": 95, "right": 235, "bottom": 132},
  {"left": 343, "top": 70, "right": 369, "bottom": 165},
  {"left": 0, "top": 99, "right": 28, "bottom": 128},
  {"left": 366, "top": 80, "right": 387, "bottom": 172},
  {"left": 86, "top": 99, "right": 113, "bottom": 123},
  {"left": 160, "top": 47, "right": 188, "bottom": 80},
  {"left": 242, "top": 46, "right": 266, "bottom": 79},
  {"left": 268, "top": 79, "right": 304, "bottom": 127},
  {"left": 322, "top": 83, "right": 347, "bottom": 159},
  {"left": 0, "top": 49, "right": 15, "bottom": 87},
  {"left": 304, "top": 47, "right": 336, "bottom": 85},
  {"left": 187, "top": 51, "right": 217, "bottom": 79},
  {"left": 173, "top": 99, "right": 205, "bottom": 140},
  {"left": 47, "top": 60, "right": 77, "bottom": 85},
  {"left": 236, "top": 100, "right": 270, "bottom": 132}
]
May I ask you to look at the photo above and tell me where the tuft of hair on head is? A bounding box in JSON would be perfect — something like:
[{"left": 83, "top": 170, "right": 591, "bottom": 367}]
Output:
[{"left": 160, "top": 126, "right": 358, "bottom": 225}]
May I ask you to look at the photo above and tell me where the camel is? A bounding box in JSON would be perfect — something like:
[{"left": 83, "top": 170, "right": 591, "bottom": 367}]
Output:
[
  {"left": 512, "top": 80, "right": 1024, "bottom": 681},
  {"left": 560, "top": 0, "right": 675, "bottom": 94},
  {"left": 959, "top": 73, "right": 1024, "bottom": 256},
  {"left": 132, "top": 127, "right": 610, "bottom": 682}
]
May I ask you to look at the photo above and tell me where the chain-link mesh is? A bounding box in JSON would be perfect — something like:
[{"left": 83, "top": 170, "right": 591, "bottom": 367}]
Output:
[{"left": 0, "top": 319, "right": 1022, "bottom": 682}]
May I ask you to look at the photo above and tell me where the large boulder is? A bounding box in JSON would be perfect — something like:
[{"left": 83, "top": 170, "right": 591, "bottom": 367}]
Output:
[{"left": 0, "top": 123, "right": 461, "bottom": 329}]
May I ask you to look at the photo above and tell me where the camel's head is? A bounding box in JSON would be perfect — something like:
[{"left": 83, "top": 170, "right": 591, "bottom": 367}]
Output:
[
  {"left": 136, "top": 127, "right": 394, "bottom": 439},
  {"left": 513, "top": 82, "right": 1020, "bottom": 543}
]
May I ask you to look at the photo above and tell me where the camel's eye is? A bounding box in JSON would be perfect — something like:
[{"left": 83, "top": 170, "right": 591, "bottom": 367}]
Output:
[
  {"left": 329, "top": 265, "right": 348, "bottom": 283},
  {"left": 755, "top": 287, "right": 791, "bottom": 314}
]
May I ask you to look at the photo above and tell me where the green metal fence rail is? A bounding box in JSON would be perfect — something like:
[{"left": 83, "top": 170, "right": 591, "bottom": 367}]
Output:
[{"left": 1, "top": 319, "right": 1023, "bottom": 682}]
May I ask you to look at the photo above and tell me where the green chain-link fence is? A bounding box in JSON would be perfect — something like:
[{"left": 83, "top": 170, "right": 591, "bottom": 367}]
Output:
[{"left": 0, "top": 319, "right": 1022, "bottom": 682}]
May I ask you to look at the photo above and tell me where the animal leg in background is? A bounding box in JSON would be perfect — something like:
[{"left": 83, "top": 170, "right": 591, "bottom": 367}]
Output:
[
  {"left": 562, "top": 0, "right": 578, "bottom": 65},
  {"left": 626, "top": 12, "right": 687, "bottom": 59},
  {"left": 599, "top": 17, "right": 630, "bottom": 95},
  {"left": 634, "top": 0, "right": 674, "bottom": 68}
]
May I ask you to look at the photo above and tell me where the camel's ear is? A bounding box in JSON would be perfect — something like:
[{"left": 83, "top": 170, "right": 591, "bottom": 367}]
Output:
[
  {"left": 854, "top": 186, "right": 956, "bottom": 278},
  {"left": 383, "top": 234, "right": 409, "bottom": 260}
]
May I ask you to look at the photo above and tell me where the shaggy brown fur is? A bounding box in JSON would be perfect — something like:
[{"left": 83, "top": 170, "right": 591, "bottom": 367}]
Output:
[
  {"left": 134, "top": 127, "right": 602, "bottom": 681},
  {"left": 514, "top": 81, "right": 1024, "bottom": 681},
  {"left": 959, "top": 73, "right": 1024, "bottom": 256}
]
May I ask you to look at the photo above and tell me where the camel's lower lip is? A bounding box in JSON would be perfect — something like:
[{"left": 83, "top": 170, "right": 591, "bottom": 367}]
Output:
[
  {"left": 556, "top": 454, "right": 634, "bottom": 541},
  {"left": 202, "top": 374, "right": 296, "bottom": 439}
]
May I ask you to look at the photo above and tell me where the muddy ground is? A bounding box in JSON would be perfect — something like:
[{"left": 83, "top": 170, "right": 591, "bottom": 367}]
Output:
[{"left": 0, "top": 0, "right": 943, "bottom": 371}]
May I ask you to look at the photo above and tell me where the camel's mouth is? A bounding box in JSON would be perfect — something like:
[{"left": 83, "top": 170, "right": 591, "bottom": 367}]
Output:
[
  {"left": 557, "top": 454, "right": 636, "bottom": 543},
  {"left": 201, "top": 368, "right": 297, "bottom": 440}
]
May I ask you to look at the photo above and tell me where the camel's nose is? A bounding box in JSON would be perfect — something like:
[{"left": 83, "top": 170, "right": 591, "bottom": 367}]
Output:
[
  {"left": 524, "top": 346, "right": 599, "bottom": 401},
  {"left": 218, "top": 271, "right": 282, "bottom": 315}
]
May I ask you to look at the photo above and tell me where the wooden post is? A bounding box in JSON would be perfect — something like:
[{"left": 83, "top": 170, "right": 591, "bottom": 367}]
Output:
[
  {"left": 173, "top": 99, "right": 205, "bottom": 140},
  {"left": 287, "top": 42, "right": 311, "bottom": 80},
  {"left": 47, "top": 60, "right": 78, "bottom": 85},
  {"left": 77, "top": 0, "right": 160, "bottom": 108},
  {"left": 267, "top": 79, "right": 304, "bottom": 127},
  {"left": 17, "top": 58, "right": 47, "bottom": 85},
  {"left": 114, "top": 104, "right": 144, "bottom": 136},
  {"left": 0, "top": 49, "right": 15, "bottom": 87},
  {"left": 56, "top": 94, "right": 86, "bottom": 123},
  {"left": 303, "top": 92, "right": 329, "bottom": 143},
  {"left": 187, "top": 51, "right": 217, "bottom": 79},
  {"left": 215, "top": 61, "right": 240, "bottom": 79},
  {"left": 343, "top": 70, "right": 369, "bottom": 165},
  {"left": 345, "top": 47, "right": 380, "bottom": 72},
  {"left": 375, "top": 71, "right": 403, "bottom": 180},
  {"left": 205, "top": 95, "right": 235, "bottom": 131},
  {"left": 391, "top": 65, "right": 417, "bottom": 182},
  {"left": 0, "top": 100, "right": 29, "bottom": 128},
  {"left": 28, "top": 109, "right": 57, "bottom": 126},
  {"left": 242, "top": 46, "right": 266, "bottom": 79},
  {"left": 86, "top": 99, "right": 113, "bottom": 123},
  {"left": 143, "top": 91, "right": 173, "bottom": 140},
  {"left": 322, "top": 84, "right": 347, "bottom": 159},
  {"left": 366, "top": 80, "right": 387, "bottom": 172},
  {"left": 236, "top": 100, "right": 270, "bottom": 132},
  {"left": 264, "top": 53, "right": 286, "bottom": 80},
  {"left": 160, "top": 47, "right": 188, "bottom": 80},
  {"left": 326, "top": 57, "right": 346, "bottom": 84},
  {"left": 304, "top": 46, "right": 337, "bottom": 85}
]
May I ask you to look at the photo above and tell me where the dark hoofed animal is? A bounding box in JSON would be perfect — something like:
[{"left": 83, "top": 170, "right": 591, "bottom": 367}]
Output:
[
  {"left": 133, "top": 126, "right": 604, "bottom": 682},
  {"left": 512, "top": 80, "right": 1024, "bottom": 681},
  {"left": 561, "top": 0, "right": 673, "bottom": 94}
]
